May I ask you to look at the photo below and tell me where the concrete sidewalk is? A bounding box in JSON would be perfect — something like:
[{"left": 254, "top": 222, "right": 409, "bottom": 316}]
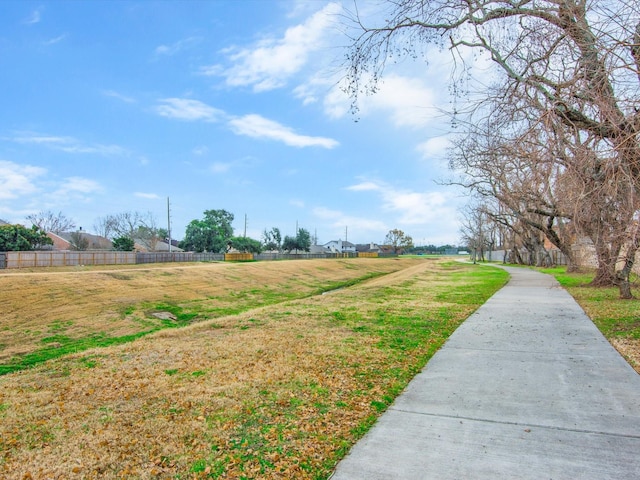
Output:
[{"left": 330, "top": 266, "right": 640, "bottom": 479}]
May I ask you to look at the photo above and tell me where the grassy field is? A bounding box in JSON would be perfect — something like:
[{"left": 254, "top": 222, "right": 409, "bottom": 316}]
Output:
[
  {"left": 0, "top": 259, "right": 416, "bottom": 375},
  {"left": 541, "top": 266, "right": 640, "bottom": 373},
  {"left": 0, "top": 258, "right": 508, "bottom": 479}
]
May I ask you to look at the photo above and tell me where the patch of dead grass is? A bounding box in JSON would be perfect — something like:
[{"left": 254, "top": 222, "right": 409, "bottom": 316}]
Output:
[{"left": 0, "top": 259, "right": 419, "bottom": 364}]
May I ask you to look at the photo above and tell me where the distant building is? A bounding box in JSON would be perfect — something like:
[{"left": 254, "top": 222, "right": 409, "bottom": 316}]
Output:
[
  {"left": 323, "top": 240, "right": 356, "bottom": 254},
  {"left": 355, "top": 243, "right": 382, "bottom": 253},
  {"left": 134, "top": 238, "right": 183, "bottom": 252},
  {"left": 47, "top": 230, "right": 112, "bottom": 250},
  {"left": 309, "top": 244, "right": 330, "bottom": 254}
]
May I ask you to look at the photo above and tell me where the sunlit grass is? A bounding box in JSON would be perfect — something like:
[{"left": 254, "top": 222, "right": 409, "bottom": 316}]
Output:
[{"left": 0, "top": 259, "right": 412, "bottom": 375}]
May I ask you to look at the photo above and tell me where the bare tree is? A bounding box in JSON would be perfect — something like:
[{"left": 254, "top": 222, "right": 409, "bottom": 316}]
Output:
[
  {"left": 448, "top": 97, "right": 578, "bottom": 269},
  {"left": 346, "top": 1, "right": 640, "bottom": 182},
  {"left": 93, "top": 211, "right": 161, "bottom": 249},
  {"left": 459, "top": 201, "right": 492, "bottom": 263},
  {"left": 345, "top": 0, "right": 640, "bottom": 296},
  {"left": 559, "top": 138, "right": 640, "bottom": 295},
  {"left": 68, "top": 231, "right": 89, "bottom": 251},
  {"left": 26, "top": 210, "right": 75, "bottom": 234}
]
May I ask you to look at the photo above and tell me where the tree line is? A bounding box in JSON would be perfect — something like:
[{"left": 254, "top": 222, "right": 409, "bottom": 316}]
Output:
[
  {"left": 0, "top": 209, "right": 314, "bottom": 255},
  {"left": 1, "top": 209, "right": 421, "bottom": 257},
  {"left": 178, "top": 209, "right": 312, "bottom": 254}
]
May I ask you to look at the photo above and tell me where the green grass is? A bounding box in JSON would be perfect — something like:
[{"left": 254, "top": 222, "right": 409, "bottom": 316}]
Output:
[{"left": 0, "top": 331, "right": 154, "bottom": 376}]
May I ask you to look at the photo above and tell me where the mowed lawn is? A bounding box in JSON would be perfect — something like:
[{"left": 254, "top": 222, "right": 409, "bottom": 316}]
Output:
[{"left": 0, "top": 258, "right": 508, "bottom": 479}]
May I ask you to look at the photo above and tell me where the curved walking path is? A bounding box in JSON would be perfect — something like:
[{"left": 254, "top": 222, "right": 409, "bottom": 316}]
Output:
[{"left": 330, "top": 266, "right": 640, "bottom": 479}]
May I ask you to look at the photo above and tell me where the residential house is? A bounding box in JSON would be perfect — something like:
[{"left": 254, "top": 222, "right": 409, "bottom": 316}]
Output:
[
  {"left": 355, "top": 243, "right": 382, "bottom": 254},
  {"left": 309, "top": 244, "right": 330, "bottom": 254},
  {"left": 47, "top": 230, "right": 112, "bottom": 250},
  {"left": 134, "top": 237, "right": 183, "bottom": 252},
  {"left": 323, "top": 240, "right": 356, "bottom": 254}
]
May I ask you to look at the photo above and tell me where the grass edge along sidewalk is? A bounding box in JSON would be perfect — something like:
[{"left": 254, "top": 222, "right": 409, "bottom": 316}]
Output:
[{"left": 0, "top": 259, "right": 507, "bottom": 479}]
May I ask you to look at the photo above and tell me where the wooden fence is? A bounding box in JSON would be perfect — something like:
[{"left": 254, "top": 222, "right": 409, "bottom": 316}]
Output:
[
  {"left": 136, "top": 252, "right": 224, "bottom": 264},
  {"left": 0, "top": 250, "right": 388, "bottom": 269},
  {"left": 2, "top": 251, "right": 136, "bottom": 268}
]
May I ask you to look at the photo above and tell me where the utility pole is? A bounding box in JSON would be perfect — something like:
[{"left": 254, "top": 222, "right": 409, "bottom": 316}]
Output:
[
  {"left": 244, "top": 214, "right": 247, "bottom": 238},
  {"left": 167, "top": 197, "right": 172, "bottom": 253},
  {"left": 345, "top": 226, "right": 348, "bottom": 242}
]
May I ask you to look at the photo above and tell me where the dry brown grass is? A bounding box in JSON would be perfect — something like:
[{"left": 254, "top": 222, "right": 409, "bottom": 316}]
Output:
[
  {"left": 0, "top": 258, "right": 507, "bottom": 479},
  {"left": 0, "top": 259, "right": 417, "bottom": 363}
]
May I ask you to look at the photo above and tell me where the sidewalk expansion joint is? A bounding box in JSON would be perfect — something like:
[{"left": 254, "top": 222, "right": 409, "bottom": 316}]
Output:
[
  {"left": 389, "top": 408, "right": 640, "bottom": 440},
  {"left": 443, "top": 345, "right": 605, "bottom": 357}
]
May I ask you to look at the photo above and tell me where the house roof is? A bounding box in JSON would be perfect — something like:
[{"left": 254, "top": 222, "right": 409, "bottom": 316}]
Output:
[
  {"left": 309, "top": 244, "right": 330, "bottom": 254},
  {"left": 323, "top": 240, "right": 355, "bottom": 247},
  {"left": 134, "top": 239, "right": 184, "bottom": 252},
  {"left": 355, "top": 243, "right": 381, "bottom": 252},
  {"left": 50, "top": 231, "right": 112, "bottom": 250}
]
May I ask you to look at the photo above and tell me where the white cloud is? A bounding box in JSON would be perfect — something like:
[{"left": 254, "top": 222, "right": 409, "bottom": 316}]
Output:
[
  {"left": 346, "top": 179, "right": 455, "bottom": 225},
  {"left": 24, "top": 8, "right": 42, "bottom": 25},
  {"left": 155, "top": 36, "right": 201, "bottom": 56},
  {"left": 228, "top": 114, "right": 338, "bottom": 149},
  {"left": 102, "top": 90, "right": 136, "bottom": 103},
  {"left": 210, "top": 162, "right": 232, "bottom": 174},
  {"left": 55, "top": 177, "right": 103, "bottom": 195},
  {"left": 346, "top": 181, "right": 381, "bottom": 192},
  {"left": 156, "top": 98, "right": 225, "bottom": 122},
  {"left": 0, "top": 160, "right": 45, "bottom": 200},
  {"left": 44, "top": 34, "right": 67, "bottom": 46},
  {"left": 209, "top": 155, "right": 259, "bottom": 175},
  {"left": 324, "top": 74, "right": 440, "bottom": 129},
  {"left": 205, "top": 2, "right": 341, "bottom": 92},
  {"left": 156, "top": 99, "right": 338, "bottom": 148},
  {"left": 313, "top": 206, "right": 387, "bottom": 232},
  {"left": 9, "top": 132, "right": 129, "bottom": 156},
  {"left": 290, "top": 199, "right": 305, "bottom": 208},
  {"left": 192, "top": 146, "right": 209, "bottom": 156},
  {"left": 135, "top": 192, "right": 161, "bottom": 200},
  {"left": 416, "top": 136, "right": 451, "bottom": 159}
]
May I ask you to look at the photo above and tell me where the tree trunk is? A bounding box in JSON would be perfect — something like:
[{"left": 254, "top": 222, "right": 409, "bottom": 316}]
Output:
[
  {"left": 511, "top": 246, "right": 524, "bottom": 265},
  {"left": 614, "top": 233, "right": 640, "bottom": 299},
  {"left": 615, "top": 275, "right": 634, "bottom": 299},
  {"left": 590, "top": 262, "right": 616, "bottom": 287},
  {"left": 565, "top": 261, "right": 580, "bottom": 273},
  {"left": 589, "top": 239, "right": 619, "bottom": 286}
]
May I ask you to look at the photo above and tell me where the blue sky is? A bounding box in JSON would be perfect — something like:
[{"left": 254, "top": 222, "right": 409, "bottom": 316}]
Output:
[{"left": 0, "top": 0, "right": 468, "bottom": 246}]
